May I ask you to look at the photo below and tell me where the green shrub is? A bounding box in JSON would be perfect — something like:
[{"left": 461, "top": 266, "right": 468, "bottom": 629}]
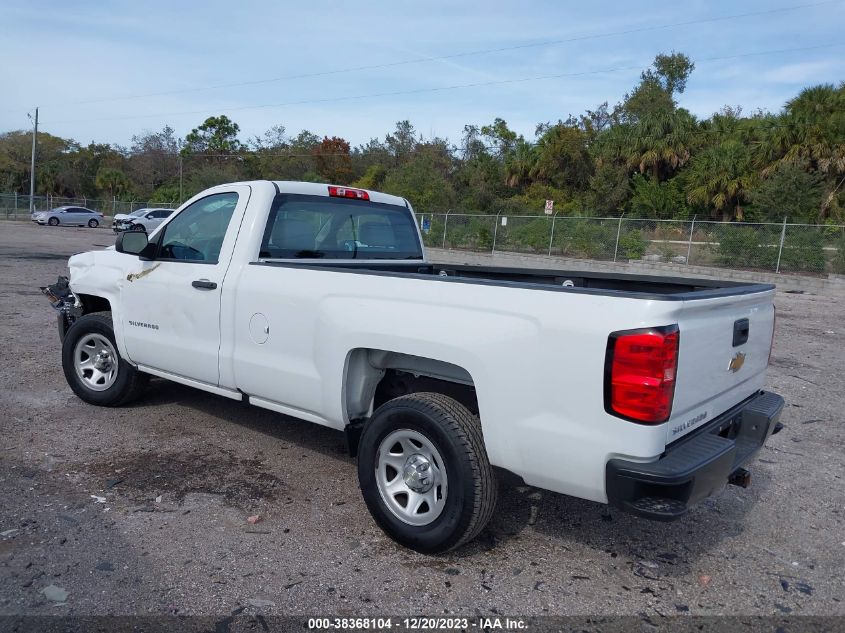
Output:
[
  {"left": 618, "top": 230, "right": 647, "bottom": 259},
  {"left": 832, "top": 237, "right": 845, "bottom": 274},
  {"left": 779, "top": 229, "right": 827, "bottom": 272},
  {"left": 506, "top": 218, "right": 552, "bottom": 252},
  {"left": 555, "top": 220, "right": 616, "bottom": 259},
  {"left": 443, "top": 216, "right": 495, "bottom": 251},
  {"left": 715, "top": 226, "right": 777, "bottom": 269}
]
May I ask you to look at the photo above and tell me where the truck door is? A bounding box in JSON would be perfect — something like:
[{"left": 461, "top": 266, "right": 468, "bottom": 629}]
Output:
[{"left": 120, "top": 186, "right": 251, "bottom": 385}]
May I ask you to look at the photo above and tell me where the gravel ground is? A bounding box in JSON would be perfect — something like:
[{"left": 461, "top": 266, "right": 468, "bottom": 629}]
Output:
[{"left": 0, "top": 221, "right": 843, "bottom": 618}]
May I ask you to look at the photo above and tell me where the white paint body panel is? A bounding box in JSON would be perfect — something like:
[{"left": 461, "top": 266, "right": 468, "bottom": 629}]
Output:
[{"left": 66, "top": 180, "right": 776, "bottom": 505}]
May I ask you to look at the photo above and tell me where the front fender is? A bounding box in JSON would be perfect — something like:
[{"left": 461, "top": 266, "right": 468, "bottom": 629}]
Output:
[{"left": 67, "top": 250, "right": 134, "bottom": 362}]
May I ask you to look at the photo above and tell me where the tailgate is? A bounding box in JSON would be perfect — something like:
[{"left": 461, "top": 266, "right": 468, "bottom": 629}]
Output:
[{"left": 667, "top": 289, "right": 775, "bottom": 442}]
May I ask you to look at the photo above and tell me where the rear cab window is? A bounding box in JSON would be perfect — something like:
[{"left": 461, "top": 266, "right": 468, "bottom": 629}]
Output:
[{"left": 258, "top": 194, "right": 422, "bottom": 260}]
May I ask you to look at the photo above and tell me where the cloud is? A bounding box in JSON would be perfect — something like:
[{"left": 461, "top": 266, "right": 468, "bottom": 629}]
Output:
[{"left": 762, "top": 60, "right": 841, "bottom": 84}]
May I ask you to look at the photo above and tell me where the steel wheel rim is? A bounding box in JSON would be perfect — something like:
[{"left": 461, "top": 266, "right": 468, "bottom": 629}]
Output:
[
  {"left": 376, "top": 428, "right": 448, "bottom": 526},
  {"left": 73, "top": 333, "right": 119, "bottom": 392}
]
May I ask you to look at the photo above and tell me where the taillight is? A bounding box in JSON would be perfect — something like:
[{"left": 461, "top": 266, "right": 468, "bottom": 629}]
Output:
[
  {"left": 328, "top": 186, "right": 369, "bottom": 200},
  {"left": 604, "top": 325, "right": 680, "bottom": 424}
]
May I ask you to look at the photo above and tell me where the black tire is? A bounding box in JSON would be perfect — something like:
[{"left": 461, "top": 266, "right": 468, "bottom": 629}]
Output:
[
  {"left": 357, "top": 392, "right": 497, "bottom": 553},
  {"left": 87, "top": 219, "right": 99, "bottom": 228},
  {"left": 48, "top": 217, "right": 59, "bottom": 226},
  {"left": 62, "top": 312, "right": 148, "bottom": 406},
  {"left": 132, "top": 223, "right": 145, "bottom": 232}
]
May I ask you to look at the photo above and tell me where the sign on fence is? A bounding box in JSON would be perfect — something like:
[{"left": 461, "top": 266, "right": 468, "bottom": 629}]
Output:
[
  {"left": 421, "top": 217, "right": 431, "bottom": 233},
  {"left": 544, "top": 200, "right": 554, "bottom": 215}
]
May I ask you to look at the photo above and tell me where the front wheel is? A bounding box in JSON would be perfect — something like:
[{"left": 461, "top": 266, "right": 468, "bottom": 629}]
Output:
[
  {"left": 48, "top": 217, "right": 59, "bottom": 226},
  {"left": 87, "top": 218, "right": 99, "bottom": 228},
  {"left": 62, "top": 312, "right": 148, "bottom": 406},
  {"left": 131, "top": 223, "right": 145, "bottom": 232},
  {"left": 357, "top": 393, "right": 497, "bottom": 553}
]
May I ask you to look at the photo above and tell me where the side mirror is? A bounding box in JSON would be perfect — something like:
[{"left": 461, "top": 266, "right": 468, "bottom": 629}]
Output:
[{"left": 116, "top": 230, "right": 149, "bottom": 256}]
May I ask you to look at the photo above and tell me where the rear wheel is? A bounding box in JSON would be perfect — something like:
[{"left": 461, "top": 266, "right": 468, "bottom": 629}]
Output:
[
  {"left": 357, "top": 392, "right": 497, "bottom": 553},
  {"left": 48, "top": 217, "right": 59, "bottom": 226},
  {"left": 87, "top": 218, "right": 99, "bottom": 228},
  {"left": 62, "top": 312, "right": 148, "bottom": 406}
]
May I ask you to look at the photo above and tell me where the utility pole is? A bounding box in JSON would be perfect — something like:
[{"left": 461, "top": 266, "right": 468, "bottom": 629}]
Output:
[
  {"left": 179, "top": 154, "right": 183, "bottom": 203},
  {"left": 28, "top": 107, "right": 38, "bottom": 213}
]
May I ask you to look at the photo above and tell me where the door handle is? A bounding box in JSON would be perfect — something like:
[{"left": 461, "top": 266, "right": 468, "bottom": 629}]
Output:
[{"left": 191, "top": 279, "right": 217, "bottom": 290}]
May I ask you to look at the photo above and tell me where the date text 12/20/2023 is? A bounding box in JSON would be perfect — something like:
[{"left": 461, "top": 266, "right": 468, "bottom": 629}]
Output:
[{"left": 307, "top": 616, "right": 528, "bottom": 630}]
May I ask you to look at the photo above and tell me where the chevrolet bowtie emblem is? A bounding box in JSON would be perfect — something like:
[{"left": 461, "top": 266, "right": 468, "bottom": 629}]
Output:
[{"left": 728, "top": 352, "right": 746, "bottom": 373}]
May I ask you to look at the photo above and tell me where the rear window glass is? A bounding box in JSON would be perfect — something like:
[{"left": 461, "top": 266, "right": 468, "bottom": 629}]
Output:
[{"left": 259, "top": 194, "right": 422, "bottom": 260}]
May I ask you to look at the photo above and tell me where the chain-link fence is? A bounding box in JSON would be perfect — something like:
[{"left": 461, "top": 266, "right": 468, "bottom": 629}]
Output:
[
  {"left": 0, "top": 193, "right": 179, "bottom": 221},
  {"left": 417, "top": 213, "right": 845, "bottom": 276},
  {"left": 4, "top": 196, "right": 844, "bottom": 275}
]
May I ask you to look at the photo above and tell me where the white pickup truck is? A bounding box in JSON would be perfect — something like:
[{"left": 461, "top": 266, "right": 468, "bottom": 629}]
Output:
[{"left": 43, "top": 180, "right": 784, "bottom": 553}]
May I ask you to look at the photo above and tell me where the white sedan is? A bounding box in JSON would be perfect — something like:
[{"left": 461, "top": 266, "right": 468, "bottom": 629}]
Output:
[{"left": 112, "top": 208, "right": 174, "bottom": 233}]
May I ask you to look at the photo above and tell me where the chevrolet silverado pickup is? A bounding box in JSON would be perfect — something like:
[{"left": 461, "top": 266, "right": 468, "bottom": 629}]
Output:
[{"left": 43, "top": 180, "right": 784, "bottom": 553}]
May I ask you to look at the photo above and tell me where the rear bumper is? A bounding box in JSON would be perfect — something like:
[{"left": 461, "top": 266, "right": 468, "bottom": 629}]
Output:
[{"left": 606, "top": 390, "right": 784, "bottom": 520}]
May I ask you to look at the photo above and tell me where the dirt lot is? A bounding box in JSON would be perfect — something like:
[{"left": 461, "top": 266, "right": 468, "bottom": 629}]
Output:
[{"left": 0, "top": 221, "right": 843, "bottom": 618}]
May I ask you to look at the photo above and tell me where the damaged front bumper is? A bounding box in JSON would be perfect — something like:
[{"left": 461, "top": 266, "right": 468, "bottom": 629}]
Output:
[{"left": 41, "top": 276, "right": 82, "bottom": 342}]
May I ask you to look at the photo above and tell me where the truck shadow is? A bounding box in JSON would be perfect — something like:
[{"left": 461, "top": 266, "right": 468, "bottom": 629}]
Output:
[
  {"left": 133, "top": 380, "right": 772, "bottom": 572},
  {"left": 133, "top": 378, "right": 355, "bottom": 465},
  {"left": 456, "top": 467, "right": 773, "bottom": 577}
]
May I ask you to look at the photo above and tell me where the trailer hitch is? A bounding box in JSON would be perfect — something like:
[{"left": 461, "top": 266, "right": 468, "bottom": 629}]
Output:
[{"left": 728, "top": 467, "right": 751, "bottom": 488}]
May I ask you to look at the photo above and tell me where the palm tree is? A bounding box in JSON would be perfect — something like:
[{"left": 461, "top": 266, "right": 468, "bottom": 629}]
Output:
[
  {"left": 95, "top": 167, "right": 131, "bottom": 199},
  {"left": 758, "top": 83, "right": 845, "bottom": 217},
  {"left": 503, "top": 140, "right": 536, "bottom": 188},
  {"left": 597, "top": 109, "right": 697, "bottom": 181},
  {"left": 759, "top": 85, "right": 844, "bottom": 170},
  {"left": 528, "top": 125, "right": 591, "bottom": 189},
  {"left": 685, "top": 140, "right": 755, "bottom": 220}
]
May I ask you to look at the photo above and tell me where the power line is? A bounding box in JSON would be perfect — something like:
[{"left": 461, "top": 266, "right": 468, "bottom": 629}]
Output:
[
  {"left": 42, "top": 42, "right": 844, "bottom": 126},
  {"left": 34, "top": 0, "right": 841, "bottom": 109}
]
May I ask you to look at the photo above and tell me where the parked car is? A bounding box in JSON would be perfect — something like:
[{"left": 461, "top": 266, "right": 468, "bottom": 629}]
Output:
[
  {"left": 33, "top": 206, "right": 104, "bottom": 228},
  {"left": 112, "top": 208, "right": 174, "bottom": 233},
  {"left": 42, "top": 181, "right": 783, "bottom": 553},
  {"left": 110, "top": 209, "right": 148, "bottom": 230}
]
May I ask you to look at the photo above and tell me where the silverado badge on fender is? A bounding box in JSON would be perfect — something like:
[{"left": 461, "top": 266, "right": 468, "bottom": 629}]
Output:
[{"left": 728, "top": 351, "right": 746, "bottom": 372}]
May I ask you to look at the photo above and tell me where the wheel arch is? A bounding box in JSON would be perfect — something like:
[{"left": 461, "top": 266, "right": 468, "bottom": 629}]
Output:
[
  {"left": 58, "top": 293, "right": 113, "bottom": 341},
  {"left": 342, "top": 348, "right": 480, "bottom": 456},
  {"left": 76, "top": 293, "right": 112, "bottom": 315}
]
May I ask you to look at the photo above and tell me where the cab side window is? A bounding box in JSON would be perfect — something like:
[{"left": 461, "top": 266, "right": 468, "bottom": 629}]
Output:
[{"left": 157, "top": 193, "right": 238, "bottom": 263}]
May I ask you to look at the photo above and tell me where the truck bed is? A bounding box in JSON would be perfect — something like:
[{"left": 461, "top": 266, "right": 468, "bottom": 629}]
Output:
[{"left": 255, "top": 260, "right": 775, "bottom": 300}]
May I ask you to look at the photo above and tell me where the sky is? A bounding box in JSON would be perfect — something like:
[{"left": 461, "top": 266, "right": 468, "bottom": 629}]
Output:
[{"left": 1, "top": 0, "right": 843, "bottom": 148}]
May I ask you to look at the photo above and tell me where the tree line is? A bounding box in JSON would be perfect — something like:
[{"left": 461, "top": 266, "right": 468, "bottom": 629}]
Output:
[{"left": 1, "top": 52, "right": 843, "bottom": 224}]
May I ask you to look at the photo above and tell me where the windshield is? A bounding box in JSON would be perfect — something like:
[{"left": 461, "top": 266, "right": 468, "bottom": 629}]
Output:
[
  {"left": 129, "top": 209, "right": 147, "bottom": 217},
  {"left": 259, "top": 194, "right": 422, "bottom": 260}
]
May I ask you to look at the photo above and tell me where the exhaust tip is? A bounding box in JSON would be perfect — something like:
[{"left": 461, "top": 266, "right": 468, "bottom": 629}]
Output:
[{"left": 728, "top": 468, "right": 751, "bottom": 488}]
